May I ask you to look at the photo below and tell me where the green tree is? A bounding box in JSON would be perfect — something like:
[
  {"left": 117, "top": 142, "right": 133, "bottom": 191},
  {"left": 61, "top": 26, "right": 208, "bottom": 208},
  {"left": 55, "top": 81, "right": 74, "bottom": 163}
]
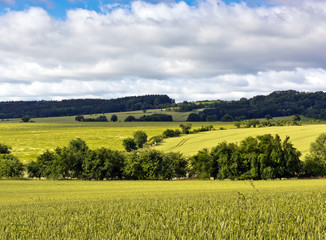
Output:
[
  {"left": 265, "top": 114, "right": 273, "bottom": 120},
  {"left": 125, "top": 116, "right": 136, "bottom": 122},
  {"left": 309, "top": 133, "right": 326, "bottom": 162},
  {"left": 187, "top": 113, "right": 201, "bottom": 122},
  {"left": 110, "top": 114, "right": 118, "bottom": 122},
  {"left": 221, "top": 114, "right": 233, "bottom": 122},
  {"left": 0, "top": 154, "right": 24, "bottom": 178},
  {"left": 0, "top": 143, "right": 11, "bottom": 154},
  {"left": 180, "top": 123, "right": 192, "bottom": 134},
  {"left": 21, "top": 116, "right": 31, "bottom": 122},
  {"left": 291, "top": 114, "right": 301, "bottom": 125},
  {"left": 133, "top": 130, "right": 148, "bottom": 148},
  {"left": 75, "top": 115, "right": 84, "bottom": 122},
  {"left": 123, "top": 138, "right": 137, "bottom": 152}
]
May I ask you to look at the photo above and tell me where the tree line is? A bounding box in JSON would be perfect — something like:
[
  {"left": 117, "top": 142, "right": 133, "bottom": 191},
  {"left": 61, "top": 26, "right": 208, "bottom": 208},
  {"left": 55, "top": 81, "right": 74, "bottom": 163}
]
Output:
[
  {"left": 186, "top": 90, "right": 326, "bottom": 121},
  {"left": 2, "top": 133, "right": 326, "bottom": 180},
  {"left": 0, "top": 95, "right": 174, "bottom": 119}
]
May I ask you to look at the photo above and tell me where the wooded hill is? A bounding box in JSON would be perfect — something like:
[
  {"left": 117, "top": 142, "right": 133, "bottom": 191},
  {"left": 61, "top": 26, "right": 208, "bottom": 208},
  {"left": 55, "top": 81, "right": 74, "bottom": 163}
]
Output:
[
  {"left": 0, "top": 95, "right": 174, "bottom": 119},
  {"left": 185, "top": 90, "right": 326, "bottom": 121},
  {"left": 1, "top": 90, "right": 326, "bottom": 120}
]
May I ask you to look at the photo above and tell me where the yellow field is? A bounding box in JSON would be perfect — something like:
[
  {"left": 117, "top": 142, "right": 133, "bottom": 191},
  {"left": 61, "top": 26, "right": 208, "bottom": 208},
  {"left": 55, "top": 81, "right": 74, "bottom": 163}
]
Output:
[{"left": 154, "top": 125, "right": 326, "bottom": 157}]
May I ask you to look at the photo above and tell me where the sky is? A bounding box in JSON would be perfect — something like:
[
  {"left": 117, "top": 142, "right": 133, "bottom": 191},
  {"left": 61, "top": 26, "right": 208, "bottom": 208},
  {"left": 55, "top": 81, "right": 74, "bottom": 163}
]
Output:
[{"left": 0, "top": 0, "right": 326, "bottom": 101}]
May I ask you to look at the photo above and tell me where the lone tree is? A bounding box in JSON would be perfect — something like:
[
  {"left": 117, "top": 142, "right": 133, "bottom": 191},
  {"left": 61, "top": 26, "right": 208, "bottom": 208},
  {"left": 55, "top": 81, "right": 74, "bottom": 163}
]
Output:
[
  {"left": 133, "top": 130, "right": 148, "bottom": 148},
  {"left": 110, "top": 114, "right": 118, "bottom": 122},
  {"left": 21, "top": 116, "right": 31, "bottom": 122}
]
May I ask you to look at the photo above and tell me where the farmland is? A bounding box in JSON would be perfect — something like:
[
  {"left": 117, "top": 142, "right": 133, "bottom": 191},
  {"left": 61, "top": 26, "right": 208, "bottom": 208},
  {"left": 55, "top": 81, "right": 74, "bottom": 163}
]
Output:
[
  {"left": 0, "top": 116, "right": 230, "bottom": 163},
  {"left": 1, "top": 179, "right": 326, "bottom": 239},
  {"left": 155, "top": 124, "right": 326, "bottom": 157},
  {"left": 0, "top": 115, "right": 325, "bottom": 163}
]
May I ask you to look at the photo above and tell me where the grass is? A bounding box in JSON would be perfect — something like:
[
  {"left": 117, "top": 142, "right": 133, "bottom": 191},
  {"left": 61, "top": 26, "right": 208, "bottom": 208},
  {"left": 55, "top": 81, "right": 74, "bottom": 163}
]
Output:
[
  {"left": 155, "top": 124, "right": 326, "bottom": 157},
  {"left": 0, "top": 179, "right": 326, "bottom": 239}
]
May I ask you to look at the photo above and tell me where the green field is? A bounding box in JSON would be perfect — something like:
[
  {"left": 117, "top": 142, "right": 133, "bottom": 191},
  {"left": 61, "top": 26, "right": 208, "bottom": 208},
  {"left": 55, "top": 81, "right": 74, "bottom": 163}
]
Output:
[
  {"left": 0, "top": 119, "right": 233, "bottom": 163},
  {"left": 155, "top": 124, "right": 326, "bottom": 157},
  {"left": 0, "top": 179, "right": 326, "bottom": 239}
]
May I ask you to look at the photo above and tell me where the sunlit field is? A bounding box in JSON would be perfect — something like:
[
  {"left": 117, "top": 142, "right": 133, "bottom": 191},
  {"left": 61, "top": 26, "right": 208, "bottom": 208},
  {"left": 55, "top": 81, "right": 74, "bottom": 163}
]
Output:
[
  {"left": 0, "top": 118, "right": 233, "bottom": 163},
  {"left": 0, "top": 179, "right": 325, "bottom": 239},
  {"left": 155, "top": 124, "right": 326, "bottom": 157}
]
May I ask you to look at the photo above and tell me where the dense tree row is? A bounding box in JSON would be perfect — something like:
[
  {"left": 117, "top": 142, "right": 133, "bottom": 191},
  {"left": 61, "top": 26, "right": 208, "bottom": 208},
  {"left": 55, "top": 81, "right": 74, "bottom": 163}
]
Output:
[
  {"left": 125, "top": 114, "right": 173, "bottom": 122},
  {"left": 2, "top": 133, "right": 326, "bottom": 179},
  {"left": 186, "top": 90, "right": 326, "bottom": 121},
  {"left": 0, "top": 95, "right": 174, "bottom": 119},
  {"left": 27, "top": 138, "right": 187, "bottom": 180},
  {"left": 190, "top": 134, "right": 302, "bottom": 179}
]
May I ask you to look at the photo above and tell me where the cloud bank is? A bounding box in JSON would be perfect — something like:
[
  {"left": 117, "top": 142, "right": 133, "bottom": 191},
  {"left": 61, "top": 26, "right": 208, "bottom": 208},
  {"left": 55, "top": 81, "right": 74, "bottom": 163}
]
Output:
[{"left": 0, "top": 0, "right": 326, "bottom": 101}]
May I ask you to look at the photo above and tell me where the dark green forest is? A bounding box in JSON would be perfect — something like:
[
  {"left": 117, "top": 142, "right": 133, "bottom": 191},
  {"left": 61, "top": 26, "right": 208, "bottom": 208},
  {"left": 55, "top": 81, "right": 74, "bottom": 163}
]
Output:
[
  {"left": 0, "top": 95, "right": 174, "bottom": 119},
  {"left": 185, "top": 90, "right": 326, "bottom": 121}
]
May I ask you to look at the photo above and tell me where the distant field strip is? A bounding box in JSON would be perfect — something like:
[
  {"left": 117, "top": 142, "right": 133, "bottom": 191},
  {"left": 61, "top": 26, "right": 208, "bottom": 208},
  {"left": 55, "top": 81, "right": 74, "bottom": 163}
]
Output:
[{"left": 155, "top": 125, "right": 326, "bottom": 157}]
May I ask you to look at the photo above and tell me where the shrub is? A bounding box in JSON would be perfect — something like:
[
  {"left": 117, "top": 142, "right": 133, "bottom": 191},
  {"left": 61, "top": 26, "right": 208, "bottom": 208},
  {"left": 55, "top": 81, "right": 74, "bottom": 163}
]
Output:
[
  {"left": 0, "top": 154, "right": 24, "bottom": 178},
  {"left": 123, "top": 138, "right": 137, "bottom": 152}
]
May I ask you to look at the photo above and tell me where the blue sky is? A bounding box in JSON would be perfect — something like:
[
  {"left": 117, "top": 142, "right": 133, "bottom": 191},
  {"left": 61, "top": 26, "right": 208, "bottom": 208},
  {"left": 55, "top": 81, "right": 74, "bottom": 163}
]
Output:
[
  {"left": 0, "top": 0, "right": 269, "bottom": 18},
  {"left": 0, "top": 0, "right": 326, "bottom": 101}
]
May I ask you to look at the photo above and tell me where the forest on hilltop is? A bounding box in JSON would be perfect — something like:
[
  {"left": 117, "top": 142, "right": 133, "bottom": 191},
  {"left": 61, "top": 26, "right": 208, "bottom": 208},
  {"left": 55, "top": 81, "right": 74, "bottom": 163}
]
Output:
[
  {"left": 185, "top": 90, "right": 326, "bottom": 121},
  {"left": 1, "top": 90, "right": 326, "bottom": 120},
  {"left": 0, "top": 95, "right": 174, "bottom": 119}
]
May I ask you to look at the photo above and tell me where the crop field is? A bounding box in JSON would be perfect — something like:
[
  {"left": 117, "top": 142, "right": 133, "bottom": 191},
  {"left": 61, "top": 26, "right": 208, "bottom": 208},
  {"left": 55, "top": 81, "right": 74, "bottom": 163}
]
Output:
[
  {"left": 0, "top": 120, "right": 232, "bottom": 163},
  {"left": 155, "top": 124, "right": 326, "bottom": 157},
  {"left": 0, "top": 179, "right": 326, "bottom": 239}
]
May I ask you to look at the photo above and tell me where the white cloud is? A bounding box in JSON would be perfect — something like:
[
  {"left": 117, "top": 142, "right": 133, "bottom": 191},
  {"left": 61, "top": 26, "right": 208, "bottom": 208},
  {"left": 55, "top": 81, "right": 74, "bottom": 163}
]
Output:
[{"left": 0, "top": 0, "right": 326, "bottom": 100}]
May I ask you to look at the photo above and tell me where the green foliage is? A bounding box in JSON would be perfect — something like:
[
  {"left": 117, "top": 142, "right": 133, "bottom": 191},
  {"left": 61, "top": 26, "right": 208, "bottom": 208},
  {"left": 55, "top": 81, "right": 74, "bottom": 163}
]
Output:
[
  {"left": 110, "top": 114, "right": 118, "bottom": 122},
  {"left": 75, "top": 115, "right": 84, "bottom": 122},
  {"left": 180, "top": 123, "right": 192, "bottom": 134},
  {"left": 221, "top": 114, "right": 233, "bottom": 122},
  {"left": 0, "top": 143, "right": 11, "bottom": 154},
  {"left": 0, "top": 95, "right": 174, "bottom": 119},
  {"left": 122, "top": 138, "right": 138, "bottom": 152},
  {"left": 133, "top": 130, "right": 148, "bottom": 148},
  {"left": 265, "top": 114, "right": 273, "bottom": 120},
  {"left": 309, "top": 133, "right": 326, "bottom": 162},
  {"left": 126, "top": 114, "right": 174, "bottom": 122},
  {"left": 21, "top": 116, "right": 31, "bottom": 122},
  {"left": 186, "top": 113, "right": 202, "bottom": 122},
  {"left": 125, "top": 116, "right": 136, "bottom": 122},
  {"left": 0, "top": 154, "right": 24, "bottom": 178},
  {"left": 303, "top": 156, "right": 326, "bottom": 177},
  {"left": 83, "top": 148, "right": 125, "bottom": 180},
  {"left": 82, "top": 115, "right": 108, "bottom": 122},
  {"left": 303, "top": 133, "right": 326, "bottom": 177},
  {"left": 162, "top": 129, "right": 181, "bottom": 138},
  {"left": 190, "top": 134, "right": 302, "bottom": 180},
  {"left": 124, "top": 149, "right": 187, "bottom": 180}
]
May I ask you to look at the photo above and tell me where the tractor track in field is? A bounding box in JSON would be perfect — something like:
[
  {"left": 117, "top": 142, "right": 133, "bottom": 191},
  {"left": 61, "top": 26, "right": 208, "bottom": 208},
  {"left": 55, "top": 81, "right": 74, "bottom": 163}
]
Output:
[{"left": 168, "top": 138, "right": 188, "bottom": 151}]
